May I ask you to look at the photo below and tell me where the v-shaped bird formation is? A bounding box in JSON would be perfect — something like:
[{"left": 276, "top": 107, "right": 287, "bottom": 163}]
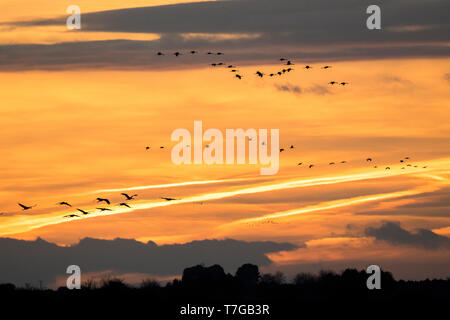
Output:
[{"left": 155, "top": 50, "right": 349, "bottom": 86}]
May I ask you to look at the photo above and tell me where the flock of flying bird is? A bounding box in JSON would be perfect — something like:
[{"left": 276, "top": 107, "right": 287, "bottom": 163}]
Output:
[
  {"left": 143, "top": 141, "right": 428, "bottom": 172},
  {"left": 155, "top": 50, "right": 349, "bottom": 85},
  {"left": 59, "top": 193, "right": 138, "bottom": 219},
  {"left": 6, "top": 194, "right": 182, "bottom": 219},
  {"left": 288, "top": 153, "right": 428, "bottom": 171},
  {"left": 1, "top": 50, "right": 431, "bottom": 219}
]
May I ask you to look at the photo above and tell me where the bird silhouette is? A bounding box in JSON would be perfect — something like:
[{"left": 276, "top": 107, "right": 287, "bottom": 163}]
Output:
[
  {"left": 322, "top": 66, "right": 332, "bottom": 69},
  {"left": 341, "top": 161, "right": 347, "bottom": 163},
  {"left": 280, "top": 58, "right": 287, "bottom": 61},
  {"left": 400, "top": 160, "right": 404, "bottom": 163},
  {"left": 340, "top": 82, "right": 348, "bottom": 86},
  {"left": 385, "top": 167, "right": 391, "bottom": 170},
  {"left": 64, "top": 214, "right": 79, "bottom": 218},
  {"left": 18, "top": 203, "right": 36, "bottom": 210},
  {"left": 290, "top": 145, "right": 294, "bottom": 149},
  {"left": 235, "top": 74, "right": 243, "bottom": 80},
  {"left": 280, "top": 148, "right": 285, "bottom": 152},
  {"left": 119, "top": 203, "right": 131, "bottom": 208},
  {"left": 156, "top": 52, "right": 164, "bottom": 56},
  {"left": 405, "top": 157, "right": 410, "bottom": 160},
  {"left": 96, "top": 198, "right": 110, "bottom": 205},
  {"left": 366, "top": 158, "right": 372, "bottom": 162},
  {"left": 97, "top": 208, "right": 112, "bottom": 212},
  {"left": 58, "top": 201, "right": 72, "bottom": 207},
  {"left": 329, "top": 81, "right": 337, "bottom": 85},
  {"left": 190, "top": 50, "right": 197, "bottom": 54},
  {"left": 304, "top": 65, "right": 312, "bottom": 69},
  {"left": 161, "top": 197, "right": 179, "bottom": 201},
  {"left": 286, "top": 61, "right": 294, "bottom": 66},
  {"left": 77, "top": 209, "right": 89, "bottom": 215},
  {"left": 174, "top": 52, "right": 181, "bottom": 56},
  {"left": 216, "top": 52, "right": 223, "bottom": 55},
  {"left": 146, "top": 146, "right": 150, "bottom": 150},
  {"left": 160, "top": 146, "right": 164, "bottom": 149},
  {"left": 309, "top": 165, "right": 314, "bottom": 168},
  {"left": 256, "top": 71, "right": 264, "bottom": 78},
  {"left": 329, "top": 162, "right": 335, "bottom": 165},
  {"left": 121, "top": 193, "right": 137, "bottom": 200},
  {"left": 298, "top": 162, "right": 303, "bottom": 166}
]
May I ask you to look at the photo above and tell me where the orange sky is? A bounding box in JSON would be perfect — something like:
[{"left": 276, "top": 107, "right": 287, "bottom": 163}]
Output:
[{"left": 1, "top": 0, "right": 450, "bottom": 280}]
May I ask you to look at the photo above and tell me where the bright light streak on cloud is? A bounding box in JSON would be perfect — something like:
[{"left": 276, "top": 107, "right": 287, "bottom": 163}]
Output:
[
  {"left": 220, "top": 183, "right": 447, "bottom": 227},
  {"left": 91, "top": 178, "right": 254, "bottom": 193},
  {"left": 1, "top": 160, "right": 449, "bottom": 237}
]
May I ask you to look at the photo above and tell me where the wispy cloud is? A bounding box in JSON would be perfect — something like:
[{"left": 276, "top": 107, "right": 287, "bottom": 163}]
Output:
[
  {"left": 275, "top": 84, "right": 302, "bottom": 95},
  {"left": 444, "top": 73, "right": 450, "bottom": 83},
  {"left": 1, "top": 40, "right": 448, "bottom": 72},
  {"left": 275, "top": 83, "right": 331, "bottom": 96}
]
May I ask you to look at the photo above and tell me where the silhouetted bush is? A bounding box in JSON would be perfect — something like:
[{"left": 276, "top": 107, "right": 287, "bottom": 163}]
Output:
[
  {"left": 140, "top": 278, "right": 160, "bottom": 289},
  {"left": 235, "top": 263, "right": 260, "bottom": 287},
  {"left": 81, "top": 278, "right": 98, "bottom": 290},
  {"left": 293, "top": 272, "right": 316, "bottom": 285},
  {"left": 0, "top": 283, "right": 15, "bottom": 293},
  {"left": 260, "top": 271, "right": 286, "bottom": 285},
  {"left": 100, "top": 277, "right": 128, "bottom": 291},
  {"left": 182, "top": 264, "right": 227, "bottom": 287}
]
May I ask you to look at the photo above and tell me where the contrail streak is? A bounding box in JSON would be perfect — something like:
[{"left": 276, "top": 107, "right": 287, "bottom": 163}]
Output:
[
  {"left": 219, "top": 183, "right": 445, "bottom": 228},
  {"left": 1, "top": 163, "right": 447, "bottom": 236},
  {"left": 91, "top": 178, "right": 253, "bottom": 194}
]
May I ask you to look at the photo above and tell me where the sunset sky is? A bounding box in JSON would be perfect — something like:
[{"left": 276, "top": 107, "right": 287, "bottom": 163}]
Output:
[{"left": 1, "top": 0, "right": 449, "bottom": 286}]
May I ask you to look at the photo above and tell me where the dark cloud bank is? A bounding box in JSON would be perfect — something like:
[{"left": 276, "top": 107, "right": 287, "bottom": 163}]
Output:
[
  {"left": 0, "top": 237, "right": 298, "bottom": 286},
  {"left": 1, "top": 0, "right": 449, "bottom": 71},
  {"left": 365, "top": 221, "right": 450, "bottom": 250}
]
